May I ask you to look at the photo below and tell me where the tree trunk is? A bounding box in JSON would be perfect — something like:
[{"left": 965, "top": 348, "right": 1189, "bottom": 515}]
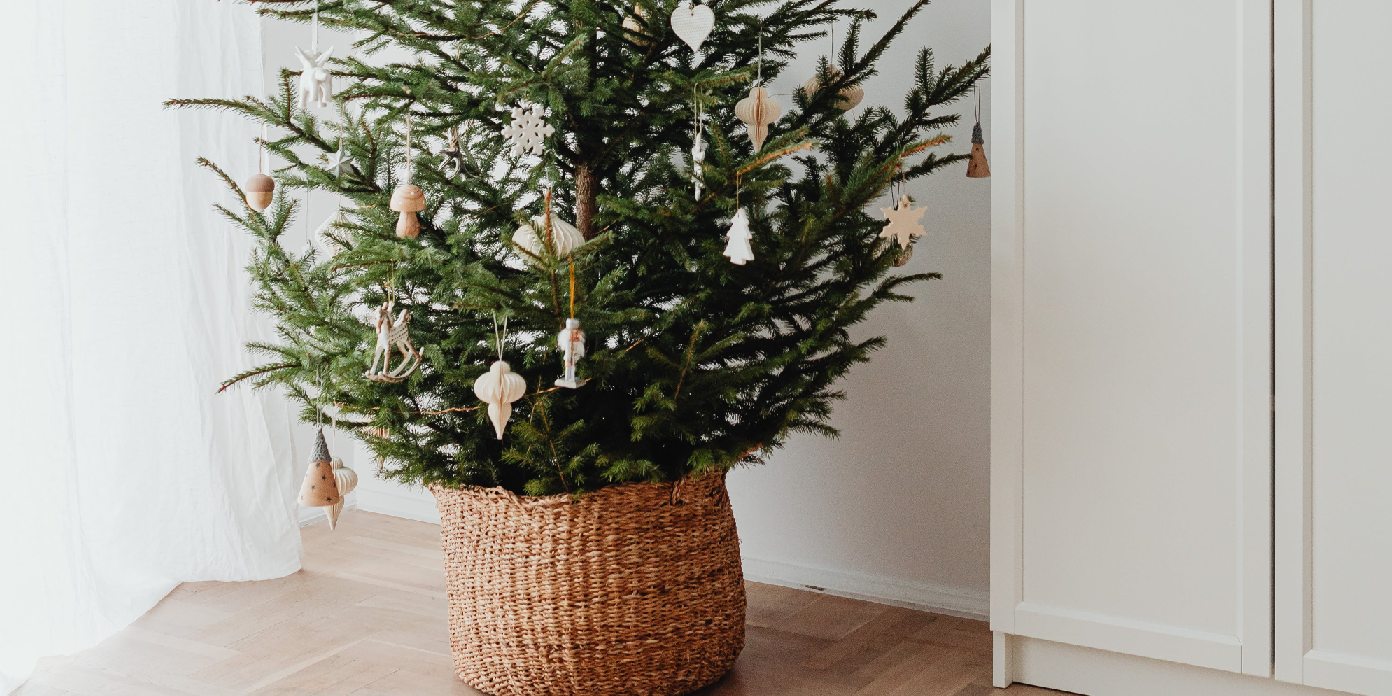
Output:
[{"left": 576, "top": 164, "right": 598, "bottom": 240}]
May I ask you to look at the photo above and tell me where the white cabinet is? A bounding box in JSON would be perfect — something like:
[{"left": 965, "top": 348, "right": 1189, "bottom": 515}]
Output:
[
  {"left": 1275, "top": 1, "right": 1392, "bottom": 694},
  {"left": 993, "top": 1, "right": 1392, "bottom": 694}
]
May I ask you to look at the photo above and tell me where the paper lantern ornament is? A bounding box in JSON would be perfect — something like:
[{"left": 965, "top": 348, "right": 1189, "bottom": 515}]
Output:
[
  {"left": 473, "top": 360, "right": 527, "bottom": 439},
  {"left": 803, "top": 67, "right": 865, "bottom": 111},
  {"left": 514, "top": 213, "right": 585, "bottom": 259},
  {"left": 735, "top": 86, "right": 781, "bottom": 151}
]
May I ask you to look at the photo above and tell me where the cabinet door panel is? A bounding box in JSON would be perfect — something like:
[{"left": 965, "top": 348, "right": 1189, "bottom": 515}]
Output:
[
  {"left": 1275, "top": 1, "right": 1392, "bottom": 692},
  {"left": 993, "top": 0, "right": 1272, "bottom": 676}
]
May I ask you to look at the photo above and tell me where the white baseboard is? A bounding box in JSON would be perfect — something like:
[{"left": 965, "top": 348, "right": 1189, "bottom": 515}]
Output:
[
  {"left": 741, "top": 556, "right": 988, "bottom": 620},
  {"left": 348, "top": 490, "right": 987, "bottom": 620},
  {"left": 354, "top": 485, "right": 440, "bottom": 524}
]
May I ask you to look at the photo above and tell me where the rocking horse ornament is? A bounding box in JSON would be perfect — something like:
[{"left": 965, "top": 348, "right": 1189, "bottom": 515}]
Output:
[{"left": 364, "top": 300, "right": 421, "bottom": 383}]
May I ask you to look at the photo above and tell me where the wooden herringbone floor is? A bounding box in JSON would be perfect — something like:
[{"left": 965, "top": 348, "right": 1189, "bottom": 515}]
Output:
[{"left": 17, "top": 512, "right": 1063, "bottom": 696}]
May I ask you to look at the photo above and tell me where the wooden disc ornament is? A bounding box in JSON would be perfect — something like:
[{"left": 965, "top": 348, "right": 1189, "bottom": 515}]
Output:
[
  {"left": 803, "top": 67, "right": 864, "bottom": 111},
  {"left": 735, "top": 86, "right": 781, "bottom": 151}
]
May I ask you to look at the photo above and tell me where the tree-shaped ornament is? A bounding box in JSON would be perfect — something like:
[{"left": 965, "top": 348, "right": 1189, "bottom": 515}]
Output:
[
  {"left": 723, "top": 208, "right": 754, "bottom": 265},
  {"left": 244, "top": 125, "right": 274, "bottom": 212},
  {"left": 390, "top": 115, "right": 425, "bottom": 239},
  {"left": 501, "top": 104, "right": 555, "bottom": 157},
  {"left": 879, "top": 194, "right": 927, "bottom": 248},
  {"left": 364, "top": 298, "right": 421, "bottom": 383},
  {"left": 295, "top": 1, "right": 333, "bottom": 110}
]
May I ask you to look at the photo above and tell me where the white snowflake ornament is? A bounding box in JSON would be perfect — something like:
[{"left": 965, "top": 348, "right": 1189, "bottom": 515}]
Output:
[
  {"left": 879, "top": 195, "right": 927, "bottom": 248},
  {"left": 501, "top": 104, "right": 555, "bottom": 157}
]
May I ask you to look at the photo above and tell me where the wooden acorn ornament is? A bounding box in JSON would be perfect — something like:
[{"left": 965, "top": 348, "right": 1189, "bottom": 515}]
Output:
[
  {"left": 244, "top": 173, "right": 275, "bottom": 212},
  {"left": 803, "top": 67, "right": 864, "bottom": 111},
  {"left": 245, "top": 125, "right": 274, "bottom": 211},
  {"left": 735, "top": 85, "right": 781, "bottom": 151}
]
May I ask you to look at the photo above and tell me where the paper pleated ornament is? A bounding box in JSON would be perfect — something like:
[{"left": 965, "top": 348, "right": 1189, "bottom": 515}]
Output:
[
  {"left": 514, "top": 213, "right": 585, "bottom": 259},
  {"left": 803, "top": 67, "right": 865, "bottom": 111},
  {"left": 473, "top": 360, "right": 527, "bottom": 439},
  {"left": 723, "top": 208, "right": 754, "bottom": 265},
  {"left": 326, "top": 457, "right": 357, "bottom": 529},
  {"left": 735, "top": 86, "right": 781, "bottom": 151},
  {"left": 670, "top": 0, "right": 715, "bottom": 53}
]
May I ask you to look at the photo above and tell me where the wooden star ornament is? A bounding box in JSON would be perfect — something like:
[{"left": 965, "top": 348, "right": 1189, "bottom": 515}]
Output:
[{"left": 879, "top": 195, "right": 927, "bottom": 248}]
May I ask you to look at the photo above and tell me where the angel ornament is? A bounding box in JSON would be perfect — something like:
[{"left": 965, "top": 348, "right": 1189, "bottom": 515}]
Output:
[
  {"left": 555, "top": 318, "right": 587, "bottom": 389},
  {"left": 364, "top": 300, "right": 421, "bottom": 383}
]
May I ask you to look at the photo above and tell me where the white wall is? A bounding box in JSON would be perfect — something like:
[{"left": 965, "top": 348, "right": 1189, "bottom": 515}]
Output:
[{"left": 262, "top": 0, "right": 991, "bottom": 617}]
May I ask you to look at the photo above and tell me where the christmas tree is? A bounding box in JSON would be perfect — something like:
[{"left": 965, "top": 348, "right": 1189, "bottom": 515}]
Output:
[{"left": 168, "top": 0, "right": 989, "bottom": 496}]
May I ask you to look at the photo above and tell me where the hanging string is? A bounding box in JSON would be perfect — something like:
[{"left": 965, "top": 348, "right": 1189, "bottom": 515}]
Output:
[
  {"left": 491, "top": 312, "right": 508, "bottom": 361},
  {"left": 756, "top": 25, "right": 764, "bottom": 84},
  {"left": 311, "top": 0, "right": 321, "bottom": 52},
  {"left": 403, "top": 112, "right": 414, "bottom": 185},
  {"left": 974, "top": 87, "right": 982, "bottom": 124},
  {"left": 543, "top": 188, "right": 554, "bottom": 249},
  {"left": 259, "top": 124, "right": 269, "bottom": 175},
  {"left": 829, "top": 16, "right": 836, "bottom": 61}
]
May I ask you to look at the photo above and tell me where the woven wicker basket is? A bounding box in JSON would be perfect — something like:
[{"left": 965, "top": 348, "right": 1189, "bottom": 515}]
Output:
[{"left": 430, "top": 473, "right": 746, "bottom": 696}]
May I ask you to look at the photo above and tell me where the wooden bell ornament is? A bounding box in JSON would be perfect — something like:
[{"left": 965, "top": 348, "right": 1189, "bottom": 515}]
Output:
[
  {"left": 391, "top": 114, "right": 425, "bottom": 238},
  {"left": 966, "top": 93, "right": 990, "bottom": 178},
  {"left": 245, "top": 125, "right": 275, "bottom": 211}
]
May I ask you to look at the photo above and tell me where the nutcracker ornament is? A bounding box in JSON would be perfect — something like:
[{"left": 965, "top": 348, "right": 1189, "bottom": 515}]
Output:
[{"left": 555, "top": 318, "right": 587, "bottom": 389}]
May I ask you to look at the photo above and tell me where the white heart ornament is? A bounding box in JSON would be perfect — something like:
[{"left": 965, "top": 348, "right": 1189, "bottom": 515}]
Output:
[{"left": 670, "top": 1, "right": 715, "bottom": 53}]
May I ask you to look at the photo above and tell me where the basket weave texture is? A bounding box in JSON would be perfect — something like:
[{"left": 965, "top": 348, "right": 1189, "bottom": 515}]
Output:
[{"left": 430, "top": 473, "right": 746, "bottom": 696}]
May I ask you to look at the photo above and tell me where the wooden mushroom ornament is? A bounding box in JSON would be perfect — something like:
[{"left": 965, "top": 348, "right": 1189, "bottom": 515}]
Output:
[
  {"left": 391, "top": 184, "right": 425, "bottom": 239},
  {"left": 297, "top": 428, "right": 357, "bottom": 529},
  {"left": 735, "top": 85, "right": 781, "bottom": 151},
  {"left": 473, "top": 360, "right": 527, "bottom": 440},
  {"left": 803, "top": 67, "right": 864, "bottom": 111}
]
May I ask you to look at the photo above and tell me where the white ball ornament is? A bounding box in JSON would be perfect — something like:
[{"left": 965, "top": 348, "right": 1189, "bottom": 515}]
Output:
[{"left": 473, "top": 360, "right": 527, "bottom": 440}]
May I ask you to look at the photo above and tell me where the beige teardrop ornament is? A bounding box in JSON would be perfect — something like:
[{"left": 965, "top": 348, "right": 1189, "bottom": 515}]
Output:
[{"left": 734, "top": 85, "right": 781, "bottom": 151}]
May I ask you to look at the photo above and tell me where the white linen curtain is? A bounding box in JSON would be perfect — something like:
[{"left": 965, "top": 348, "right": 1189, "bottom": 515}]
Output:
[{"left": 0, "top": 3, "right": 302, "bottom": 691}]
